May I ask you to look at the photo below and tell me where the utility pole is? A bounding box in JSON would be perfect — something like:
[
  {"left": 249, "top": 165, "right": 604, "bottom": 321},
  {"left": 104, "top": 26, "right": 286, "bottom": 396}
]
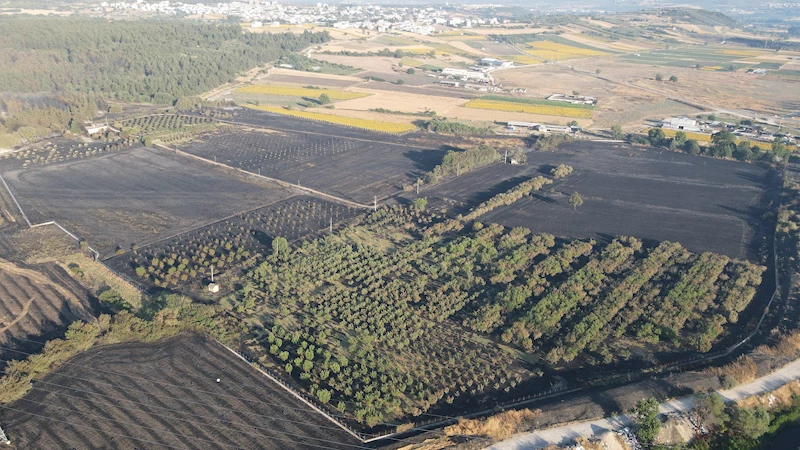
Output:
[
  {"left": 210, "top": 266, "right": 215, "bottom": 283},
  {"left": 416, "top": 178, "right": 420, "bottom": 194},
  {"left": 329, "top": 217, "right": 333, "bottom": 233},
  {"left": 373, "top": 196, "right": 377, "bottom": 211},
  {"left": 504, "top": 149, "right": 508, "bottom": 164}
]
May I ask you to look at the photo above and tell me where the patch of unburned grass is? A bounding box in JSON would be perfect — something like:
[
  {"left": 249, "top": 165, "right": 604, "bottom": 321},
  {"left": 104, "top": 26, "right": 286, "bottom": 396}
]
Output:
[
  {"left": 236, "top": 84, "right": 368, "bottom": 100},
  {"left": 241, "top": 104, "right": 417, "bottom": 134},
  {"left": 444, "top": 409, "right": 541, "bottom": 440}
]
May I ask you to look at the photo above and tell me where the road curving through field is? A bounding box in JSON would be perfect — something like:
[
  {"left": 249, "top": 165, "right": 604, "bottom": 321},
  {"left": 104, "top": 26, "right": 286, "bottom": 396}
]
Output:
[{"left": 488, "top": 358, "right": 800, "bottom": 450}]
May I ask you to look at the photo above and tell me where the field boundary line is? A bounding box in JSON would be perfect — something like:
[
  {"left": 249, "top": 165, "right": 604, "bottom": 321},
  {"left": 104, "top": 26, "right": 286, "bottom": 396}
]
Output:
[
  {"left": 155, "top": 143, "right": 373, "bottom": 210},
  {"left": 0, "top": 174, "right": 31, "bottom": 227},
  {"left": 211, "top": 338, "right": 365, "bottom": 442}
]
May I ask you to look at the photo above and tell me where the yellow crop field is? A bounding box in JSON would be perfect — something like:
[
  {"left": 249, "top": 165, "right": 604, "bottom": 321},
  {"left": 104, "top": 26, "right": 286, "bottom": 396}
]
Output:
[
  {"left": 524, "top": 41, "right": 606, "bottom": 60},
  {"left": 660, "top": 128, "right": 713, "bottom": 142},
  {"left": 722, "top": 49, "right": 769, "bottom": 57},
  {"left": 242, "top": 104, "right": 417, "bottom": 134},
  {"left": 463, "top": 99, "right": 593, "bottom": 119},
  {"left": 507, "top": 55, "right": 543, "bottom": 65},
  {"left": 236, "top": 85, "right": 368, "bottom": 100}
]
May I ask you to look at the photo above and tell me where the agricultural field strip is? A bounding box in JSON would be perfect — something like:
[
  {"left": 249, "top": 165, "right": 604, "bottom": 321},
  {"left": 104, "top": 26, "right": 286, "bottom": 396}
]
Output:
[
  {"left": 160, "top": 143, "right": 373, "bottom": 210},
  {"left": 214, "top": 117, "right": 430, "bottom": 151}
]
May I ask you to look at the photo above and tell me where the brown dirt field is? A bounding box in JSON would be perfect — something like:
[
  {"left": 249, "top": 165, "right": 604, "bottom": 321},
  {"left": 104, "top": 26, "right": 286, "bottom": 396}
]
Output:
[
  {"left": 334, "top": 88, "right": 467, "bottom": 114},
  {"left": 312, "top": 53, "right": 399, "bottom": 73},
  {"left": 304, "top": 107, "right": 419, "bottom": 125},
  {"left": 263, "top": 74, "right": 361, "bottom": 88},
  {"left": 267, "top": 68, "right": 364, "bottom": 83},
  {"left": 1, "top": 334, "right": 363, "bottom": 450},
  {"left": 443, "top": 106, "right": 595, "bottom": 127}
]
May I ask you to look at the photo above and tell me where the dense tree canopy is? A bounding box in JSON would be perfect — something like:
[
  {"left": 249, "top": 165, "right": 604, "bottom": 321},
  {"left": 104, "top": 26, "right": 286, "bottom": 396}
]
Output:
[{"left": 0, "top": 18, "right": 330, "bottom": 103}]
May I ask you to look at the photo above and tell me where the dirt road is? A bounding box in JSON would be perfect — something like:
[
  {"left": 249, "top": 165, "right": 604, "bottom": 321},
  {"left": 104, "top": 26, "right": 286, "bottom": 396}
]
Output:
[{"left": 488, "top": 358, "right": 800, "bottom": 449}]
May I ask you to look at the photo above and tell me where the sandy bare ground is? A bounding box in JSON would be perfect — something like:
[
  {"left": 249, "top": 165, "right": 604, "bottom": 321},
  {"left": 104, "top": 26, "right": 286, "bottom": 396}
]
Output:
[
  {"left": 442, "top": 107, "right": 595, "bottom": 127},
  {"left": 334, "top": 88, "right": 467, "bottom": 113},
  {"left": 312, "top": 53, "right": 399, "bottom": 73}
]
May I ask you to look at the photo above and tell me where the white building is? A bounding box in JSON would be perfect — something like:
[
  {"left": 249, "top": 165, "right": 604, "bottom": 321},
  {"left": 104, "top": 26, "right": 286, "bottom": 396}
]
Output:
[
  {"left": 442, "top": 68, "right": 486, "bottom": 80},
  {"left": 662, "top": 117, "right": 702, "bottom": 132}
]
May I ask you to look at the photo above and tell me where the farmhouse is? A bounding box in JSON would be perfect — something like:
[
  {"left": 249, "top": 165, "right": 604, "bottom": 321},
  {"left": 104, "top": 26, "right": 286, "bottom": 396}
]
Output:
[
  {"left": 438, "top": 80, "right": 460, "bottom": 87},
  {"left": 85, "top": 123, "right": 109, "bottom": 135},
  {"left": 547, "top": 94, "right": 596, "bottom": 105},
  {"left": 442, "top": 68, "right": 486, "bottom": 80},
  {"left": 507, "top": 121, "right": 540, "bottom": 130},
  {"left": 480, "top": 58, "right": 514, "bottom": 68},
  {"left": 662, "top": 117, "right": 702, "bottom": 132}
]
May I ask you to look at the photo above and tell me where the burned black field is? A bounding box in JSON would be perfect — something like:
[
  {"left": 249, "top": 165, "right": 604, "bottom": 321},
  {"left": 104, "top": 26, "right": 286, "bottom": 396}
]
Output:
[
  {"left": 0, "top": 147, "right": 296, "bottom": 256},
  {"left": 426, "top": 142, "right": 778, "bottom": 261},
  {"left": 0, "top": 334, "right": 362, "bottom": 450},
  {"left": 177, "top": 120, "right": 444, "bottom": 204}
]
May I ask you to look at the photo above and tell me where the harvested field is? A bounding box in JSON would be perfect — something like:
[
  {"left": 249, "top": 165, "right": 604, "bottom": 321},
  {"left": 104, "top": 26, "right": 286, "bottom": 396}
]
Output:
[
  {"left": 332, "top": 88, "right": 467, "bottom": 114},
  {"left": 1, "top": 147, "right": 294, "bottom": 256},
  {"left": 0, "top": 259, "right": 95, "bottom": 365},
  {"left": 425, "top": 142, "right": 777, "bottom": 260},
  {"left": 236, "top": 84, "right": 369, "bottom": 100},
  {"left": 0, "top": 334, "right": 363, "bottom": 450},
  {"left": 263, "top": 73, "right": 360, "bottom": 88},
  {"left": 177, "top": 124, "right": 444, "bottom": 204},
  {"left": 463, "top": 99, "right": 593, "bottom": 119}
]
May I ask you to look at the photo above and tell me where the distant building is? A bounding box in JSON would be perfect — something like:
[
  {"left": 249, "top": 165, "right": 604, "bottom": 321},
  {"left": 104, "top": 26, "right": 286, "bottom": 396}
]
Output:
[
  {"left": 438, "top": 80, "right": 460, "bottom": 87},
  {"left": 547, "top": 94, "right": 596, "bottom": 105},
  {"left": 250, "top": 21, "right": 263, "bottom": 28},
  {"left": 208, "top": 283, "right": 220, "bottom": 294},
  {"left": 442, "top": 68, "right": 485, "bottom": 80},
  {"left": 480, "top": 58, "right": 513, "bottom": 68},
  {"left": 85, "top": 123, "right": 109, "bottom": 135},
  {"left": 662, "top": 117, "right": 702, "bottom": 132},
  {"left": 507, "top": 121, "right": 540, "bottom": 129}
]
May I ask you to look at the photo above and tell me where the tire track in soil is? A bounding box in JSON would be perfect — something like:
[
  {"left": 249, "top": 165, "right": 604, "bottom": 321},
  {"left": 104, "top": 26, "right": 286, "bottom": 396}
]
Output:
[{"left": 0, "top": 296, "right": 36, "bottom": 334}]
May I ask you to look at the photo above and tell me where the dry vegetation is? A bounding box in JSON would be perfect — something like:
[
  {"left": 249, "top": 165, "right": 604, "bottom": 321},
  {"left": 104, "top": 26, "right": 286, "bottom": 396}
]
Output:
[{"left": 444, "top": 409, "right": 541, "bottom": 440}]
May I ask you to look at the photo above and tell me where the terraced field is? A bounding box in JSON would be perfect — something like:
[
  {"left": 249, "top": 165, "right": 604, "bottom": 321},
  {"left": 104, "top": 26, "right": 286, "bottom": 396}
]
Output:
[
  {"left": 1, "top": 334, "right": 362, "bottom": 450},
  {"left": 0, "top": 260, "right": 95, "bottom": 364}
]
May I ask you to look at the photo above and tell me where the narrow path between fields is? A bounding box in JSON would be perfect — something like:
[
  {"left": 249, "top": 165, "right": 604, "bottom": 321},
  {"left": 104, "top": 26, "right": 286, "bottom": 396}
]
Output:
[
  {"left": 0, "top": 296, "right": 36, "bottom": 334},
  {"left": 488, "top": 358, "right": 800, "bottom": 450}
]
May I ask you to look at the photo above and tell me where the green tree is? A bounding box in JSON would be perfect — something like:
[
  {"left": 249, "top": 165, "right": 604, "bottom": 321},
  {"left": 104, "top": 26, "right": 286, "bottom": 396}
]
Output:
[
  {"left": 397, "top": 79, "right": 405, "bottom": 85},
  {"left": 655, "top": 73, "right": 663, "bottom": 81},
  {"left": 685, "top": 139, "right": 701, "bottom": 155},
  {"left": 318, "top": 93, "right": 331, "bottom": 105},
  {"left": 673, "top": 131, "right": 687, "bottom": 147},
  {"left": 595, "top": 68, "right": 601, "bottom": 74},
  {"left": 407, "top": 68, "right": 416, "bottom": 74},
  {"left": 611, "top": 124, "right": 624, "bottom": 140},
  {"left": 272, "top": 237, "right": 289, "bottom": 257},
  {"left": 692, "top": 393, "right": 728, "bottom": 431},
  {"left": 631, "top": 398, "right": 661, "bottom": 445},
  {"left": 729, "top": 406, "right": 770, "bottom": 439},
  {"left": 316, "top": 389, "right": 332, "bottom": 403},
  {"left": 412, "top": 197, "right": 428, "bottom": 211},
  {"left": 648, "top": 128, "right": 667, "bottom": 146},
  {"left": 568, "top": 192, "right": 583, "bottom": 210},
  {"left": 669, "top": 75, "right": 678, "bottom": 82}
]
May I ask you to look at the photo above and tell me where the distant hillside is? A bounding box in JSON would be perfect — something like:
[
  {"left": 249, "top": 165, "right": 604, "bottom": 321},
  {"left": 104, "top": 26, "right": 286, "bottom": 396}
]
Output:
[{"left": 659, "top": 8, "right": 739, "bottom": 28}]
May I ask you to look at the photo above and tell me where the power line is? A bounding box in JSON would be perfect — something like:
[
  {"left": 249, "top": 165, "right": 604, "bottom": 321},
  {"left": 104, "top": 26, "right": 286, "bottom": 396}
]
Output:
[{"left": 24, "top": 380, "right": 364, "bottom": 448}]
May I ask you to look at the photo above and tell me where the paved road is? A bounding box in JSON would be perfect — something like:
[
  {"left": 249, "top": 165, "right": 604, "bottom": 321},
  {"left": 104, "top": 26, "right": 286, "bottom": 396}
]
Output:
[{"left": 489, "top": 358, "right": 800, "bottom": 450}]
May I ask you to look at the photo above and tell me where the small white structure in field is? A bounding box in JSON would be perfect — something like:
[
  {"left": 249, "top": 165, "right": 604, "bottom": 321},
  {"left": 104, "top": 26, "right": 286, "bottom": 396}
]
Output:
[
  {"left": 208, "top": 267, "right": 219, "bottom": 293},
  {"left": 216, "top": 378, "right": 221, "bottom": 383},
  {"left": 250, "top": 21, "right": 263, "bottom": 28}
]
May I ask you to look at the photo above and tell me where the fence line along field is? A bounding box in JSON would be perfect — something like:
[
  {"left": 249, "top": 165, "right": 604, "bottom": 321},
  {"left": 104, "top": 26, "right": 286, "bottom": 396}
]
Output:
[
  {"left": 0, "top": 334, "right": 363, "bottom": 450},
  {"left": 236, "top": 84, "right": 370, "bottom": 100},
  {"left": 242, "top": 104, "right": 417, "bottom": 134},
  {"left": 0, "top": 146, "right": 295, "bottom": 256},
  {"left": 175, "top": 126, "right": 444, "bottom": 204}
]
